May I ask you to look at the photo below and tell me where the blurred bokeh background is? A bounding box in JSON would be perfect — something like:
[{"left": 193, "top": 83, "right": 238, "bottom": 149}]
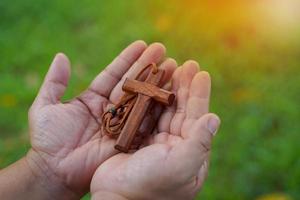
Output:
[{"left": 1, "top": 0, "right": 299, "bottom": 199}]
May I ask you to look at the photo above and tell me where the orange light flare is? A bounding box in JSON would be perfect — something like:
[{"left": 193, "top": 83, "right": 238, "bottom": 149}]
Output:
[
  {"left": 153, "top": 0, "right": 300, "bottom": 48},
  {"left": 252, "top": 0, "right": 300, "bottom": 41}
]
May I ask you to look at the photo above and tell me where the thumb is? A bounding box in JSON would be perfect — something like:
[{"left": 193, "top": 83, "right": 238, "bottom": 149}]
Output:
[
  {"left": 188, "top": 113, "right": 221, "bottom": 153},
  {"left": 33, "top": 53, "right": 71, "bottom": 108},
  {"left": 168, "top": 113, "right": 220, "bottom": 178}
]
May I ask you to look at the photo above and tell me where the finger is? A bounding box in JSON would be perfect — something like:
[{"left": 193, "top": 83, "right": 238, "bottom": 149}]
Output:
[
  {"left": 170, "top": 61, "right": 199, "bottom": 135},
  {"left": 185, "top": 113, "right": 220, "bottom": 149},
  {"left": 177, "top": 61, "right": 199, "bottom": 112},
  {"left": 159, "top": 58, "right": 177, "bottom": 87},
  {"left": 88, "top": 40, "right": 147, "bottom": 98},
  {"left": 158, "top": 66, "right": 182, "bottom": 133},
  {"left": 75, "top": 41, "right": 147, "bottom": 118},
  {"left": 109, "top": 42, "right": 166, "bottom": 104},
  {"left": 167, "top": 113, "right": 220, "bottom": 178},
  {"left": 187, "top": 71, "right": 211, "bottom": 120},
  {"left": 152, "top": 132, "right": 169, "bottom": 144},
  {"left": 33, "top": 53, "right": 71, "bottom": 108}
]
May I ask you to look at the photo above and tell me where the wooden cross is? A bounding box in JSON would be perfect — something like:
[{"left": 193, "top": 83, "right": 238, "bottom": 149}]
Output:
[{"left": 115, "top": 67, "right": 175, "bottom": 152}]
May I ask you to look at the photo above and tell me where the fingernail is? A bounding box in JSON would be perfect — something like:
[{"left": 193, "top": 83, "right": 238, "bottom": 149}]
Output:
[{"left": 207, "top": 116, "right": 220, "bottom": 136}]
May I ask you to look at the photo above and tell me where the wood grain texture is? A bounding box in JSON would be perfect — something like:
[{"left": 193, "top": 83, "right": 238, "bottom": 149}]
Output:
[
  {"left": 122, "top": 79, "right": 175, "bottom": 106},
  {"left": 115, "top": 68, "right": 175, "bottom": 152}
]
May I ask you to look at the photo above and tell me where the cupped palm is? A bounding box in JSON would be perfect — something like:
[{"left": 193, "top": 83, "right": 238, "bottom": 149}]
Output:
[
  {"left": 27, "top": 41, "right": 176, "bottom": 196},
  {"left": 91, "top": 61, "right": 220, "bottom": 200}
]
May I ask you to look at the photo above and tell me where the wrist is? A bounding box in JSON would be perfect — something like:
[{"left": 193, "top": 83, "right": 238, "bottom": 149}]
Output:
[
  {"left": 26, "top": 148, "right": 80, "bottom": 200},
  {"left": 91, "top": 191, "right": 128, "bottom": 200}
]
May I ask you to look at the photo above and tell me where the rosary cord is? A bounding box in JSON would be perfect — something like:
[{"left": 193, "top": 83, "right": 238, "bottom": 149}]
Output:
[{"left": 101, "top": 63, "right": 158, "bottom": 138}]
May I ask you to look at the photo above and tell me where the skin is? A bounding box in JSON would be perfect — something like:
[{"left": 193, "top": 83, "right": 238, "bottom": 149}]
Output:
[
  {"left": 0, "top": 41, "right": 174, "bottom": 199},
  {"left": 0, "top": 40, "right": 220, "bottom": 200},
  {"left": 90, "top": 61, "right": 221, "bottom": 200}
]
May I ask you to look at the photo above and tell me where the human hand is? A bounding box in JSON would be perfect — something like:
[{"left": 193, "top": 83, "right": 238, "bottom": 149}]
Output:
[
  {"left": 90, "top": 61, "right": 221, "bottom": 200},
  {"left": 26, "top": 41, "right": 176, "bottom": 199}
]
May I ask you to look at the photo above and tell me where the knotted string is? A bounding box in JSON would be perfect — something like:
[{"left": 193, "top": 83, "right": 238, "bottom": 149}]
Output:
[{"left": 101, "top": 63, "right": 159, "bottom": 138}]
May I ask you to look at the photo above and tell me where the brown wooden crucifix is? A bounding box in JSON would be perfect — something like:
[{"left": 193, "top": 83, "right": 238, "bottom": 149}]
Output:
[{"left": 114, "top": 67, "right": 175, "bottom": 153}]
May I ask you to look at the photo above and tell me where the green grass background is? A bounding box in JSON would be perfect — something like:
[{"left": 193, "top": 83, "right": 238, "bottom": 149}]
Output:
[{"left": 0, "top": 0, "right": 300, "bottom": 199}]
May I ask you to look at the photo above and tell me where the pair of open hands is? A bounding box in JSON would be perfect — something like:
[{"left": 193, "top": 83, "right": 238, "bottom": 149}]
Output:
[{"left": 26, "top": 41, "right": 220, "bottom": 200}]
